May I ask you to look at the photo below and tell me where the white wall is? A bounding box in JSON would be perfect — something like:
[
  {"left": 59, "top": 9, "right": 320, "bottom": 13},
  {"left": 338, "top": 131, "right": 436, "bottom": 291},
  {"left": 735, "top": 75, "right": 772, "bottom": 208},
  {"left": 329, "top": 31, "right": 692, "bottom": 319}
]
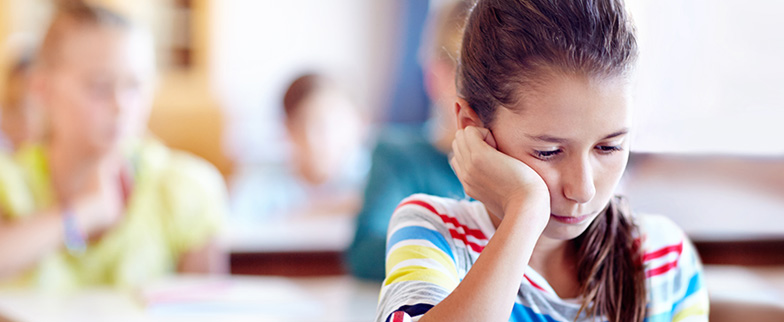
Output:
[
  {"left": 628, "top": 0, "right": 784, "bottom": 156},
  {"left": 210, "top": 0, "right": 399, "bottom": 164}
]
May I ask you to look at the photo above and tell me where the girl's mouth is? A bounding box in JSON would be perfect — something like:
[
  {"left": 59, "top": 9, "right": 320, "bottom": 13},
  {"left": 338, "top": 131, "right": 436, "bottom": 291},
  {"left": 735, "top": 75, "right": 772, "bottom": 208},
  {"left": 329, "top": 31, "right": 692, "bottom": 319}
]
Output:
[{"left": 550, "top": 213, "right": 591, "bottom": 224}]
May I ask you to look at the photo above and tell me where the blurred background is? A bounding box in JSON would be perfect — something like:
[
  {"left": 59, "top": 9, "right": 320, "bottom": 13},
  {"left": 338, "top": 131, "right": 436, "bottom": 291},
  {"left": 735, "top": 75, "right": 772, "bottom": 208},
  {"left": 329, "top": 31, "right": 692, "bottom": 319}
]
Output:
[{"left": 0, "top": 0, "right": 782, "bottom": 321}]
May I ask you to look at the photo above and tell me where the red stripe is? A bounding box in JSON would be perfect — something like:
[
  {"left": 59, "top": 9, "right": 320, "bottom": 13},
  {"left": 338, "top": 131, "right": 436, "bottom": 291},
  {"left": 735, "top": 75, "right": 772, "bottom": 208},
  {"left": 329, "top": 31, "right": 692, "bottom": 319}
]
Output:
[
  {"left": 396, "top": 199, "right": 438, "bottom": 214},
  {"left": 399, "top": 199, "right": 487, "bottom": 239},
  {"left": 524, "top": 274, "right": 547, "bottom": 293},
  {"left": 392, "top": 311, "right": 405, "bottom": 322},
  {"left": 397, "top": 200, "right": 487, "bottom": 245},
  {"left": 646, "top": 259, "right": 679, "bottom": 277},
  {"left": 643, "top": 241, "right": 683, "bottom": 262},
  {"left": 448, "top": 229, "right": 485, "bottom": 252},
  {"left": 436, "top": 214, "right": 487, "bottom": 239}
]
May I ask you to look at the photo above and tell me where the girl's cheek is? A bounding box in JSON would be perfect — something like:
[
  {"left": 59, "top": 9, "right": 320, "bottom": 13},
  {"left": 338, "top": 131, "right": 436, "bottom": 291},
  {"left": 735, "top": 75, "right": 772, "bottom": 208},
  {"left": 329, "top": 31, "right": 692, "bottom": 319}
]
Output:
[{"left": 532, "top": 163, "right": 559, "bottom": 194}]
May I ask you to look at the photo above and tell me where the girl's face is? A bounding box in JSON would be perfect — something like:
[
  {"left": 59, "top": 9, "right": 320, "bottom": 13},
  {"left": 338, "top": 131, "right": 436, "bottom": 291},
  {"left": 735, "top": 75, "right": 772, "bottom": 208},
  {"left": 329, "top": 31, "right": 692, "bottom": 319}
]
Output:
[
  {"left": 490, "top": 73, "right": 631, "bottom": 241},
  {"left": 41, "top": 26, "right": 154, "bottom": 156},
  {"left": 287, "top": 89, "right": 365, "bottom": 185}
]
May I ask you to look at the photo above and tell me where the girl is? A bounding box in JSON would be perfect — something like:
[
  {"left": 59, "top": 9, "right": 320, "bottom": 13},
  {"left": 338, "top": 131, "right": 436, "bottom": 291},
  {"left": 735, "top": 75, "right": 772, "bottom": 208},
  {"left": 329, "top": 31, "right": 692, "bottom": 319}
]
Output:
[
  {"left": 0, "top": 2, "right": 227, "bottom": 290},
  {"left": 376, "top": 0, "right": 709, "bottom": 321}
]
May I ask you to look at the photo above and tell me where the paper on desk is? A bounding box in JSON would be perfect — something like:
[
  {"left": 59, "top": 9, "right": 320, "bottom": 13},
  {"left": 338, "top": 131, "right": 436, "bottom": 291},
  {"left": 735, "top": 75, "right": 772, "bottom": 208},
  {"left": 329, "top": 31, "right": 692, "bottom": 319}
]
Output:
[{"left": 138, "top": 276, "right": 323, "bottom": 318}]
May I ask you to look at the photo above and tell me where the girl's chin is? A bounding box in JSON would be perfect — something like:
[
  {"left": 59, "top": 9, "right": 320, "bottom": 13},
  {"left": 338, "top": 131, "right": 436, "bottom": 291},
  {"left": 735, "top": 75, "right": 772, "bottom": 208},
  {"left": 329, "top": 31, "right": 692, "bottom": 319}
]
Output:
[{"left": 541, "top": 219, "right": 593, "bottom": 241}]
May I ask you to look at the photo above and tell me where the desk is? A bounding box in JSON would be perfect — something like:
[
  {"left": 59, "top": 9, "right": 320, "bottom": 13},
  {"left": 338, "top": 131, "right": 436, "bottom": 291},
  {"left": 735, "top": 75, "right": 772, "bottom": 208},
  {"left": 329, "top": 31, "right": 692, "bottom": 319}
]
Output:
[
  {"left": 226, "top": 215, "right": 355, "bottom": 276},
  {"left": 0, "top": 275, "right": 380, "bottom": 322},
  {"left": 2, "top": 267, "right": 781, "bottom": 322},
  {"left": 226, "top": 215, "right": 355, "bottom": 254}
]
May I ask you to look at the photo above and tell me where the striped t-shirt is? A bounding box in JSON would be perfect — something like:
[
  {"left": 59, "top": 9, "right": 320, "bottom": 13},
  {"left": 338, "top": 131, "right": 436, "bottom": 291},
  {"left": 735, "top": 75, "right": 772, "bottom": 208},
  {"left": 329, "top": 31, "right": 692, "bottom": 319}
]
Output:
[{"left": 376, "top": 194, "right": 709, "bottom": 322}]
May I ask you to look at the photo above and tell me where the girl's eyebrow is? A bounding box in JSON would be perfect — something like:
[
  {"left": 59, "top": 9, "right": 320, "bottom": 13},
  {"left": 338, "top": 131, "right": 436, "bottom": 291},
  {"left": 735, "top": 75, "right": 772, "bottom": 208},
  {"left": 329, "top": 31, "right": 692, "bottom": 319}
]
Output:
[
  {"left": 602, "top": 128, "right": 629, "bottom": 140},
  {"left": 526, "top": 128, "right": 629, "bottom": 143}
]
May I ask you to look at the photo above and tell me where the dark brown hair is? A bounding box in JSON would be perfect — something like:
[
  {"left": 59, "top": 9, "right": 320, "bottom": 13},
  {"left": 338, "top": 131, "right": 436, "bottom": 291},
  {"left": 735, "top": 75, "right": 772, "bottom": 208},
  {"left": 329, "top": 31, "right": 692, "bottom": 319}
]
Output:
[
  {"left": 38, "top": 1, "right": 132, "bottom": 68},
  {"left": 282, "top": 73, "right": 330, "bottom": 119},
  {"left": 457, "top": 0, "right": 644, "bottom": 321}
]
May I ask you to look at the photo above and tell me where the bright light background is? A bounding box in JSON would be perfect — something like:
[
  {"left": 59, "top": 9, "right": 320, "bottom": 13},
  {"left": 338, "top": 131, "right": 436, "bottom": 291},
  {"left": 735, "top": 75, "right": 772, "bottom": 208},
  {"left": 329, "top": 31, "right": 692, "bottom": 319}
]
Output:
[
  {"left": 212, "top": 0, "right": 784, "bottom": 162},
  {"left": 628, "top": 0, "right": 784, "bottom": 156},
  {"left": 210, "top": 0, "right": 398, "bottom": 164}
]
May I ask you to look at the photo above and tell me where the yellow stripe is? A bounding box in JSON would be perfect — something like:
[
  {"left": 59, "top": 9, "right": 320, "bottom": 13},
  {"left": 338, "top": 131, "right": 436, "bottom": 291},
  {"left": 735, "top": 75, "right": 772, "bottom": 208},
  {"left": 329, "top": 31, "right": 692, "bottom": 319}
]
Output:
[
  {"left": 386, "top": 244, "right": 457, "bottom": 277},
  {"left": 384, "top": 265, "right": 459, "bottom": 290},
  {"left": 672, "top": 302, "right": 708, "bottom": 322}
]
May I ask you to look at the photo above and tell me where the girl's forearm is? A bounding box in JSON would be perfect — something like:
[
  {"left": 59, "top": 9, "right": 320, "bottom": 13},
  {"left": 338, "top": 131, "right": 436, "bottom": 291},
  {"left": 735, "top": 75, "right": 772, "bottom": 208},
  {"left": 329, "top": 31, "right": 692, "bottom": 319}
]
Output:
[
  {"left": 419, "top": 204, "right": 546, "bottom": 322},
  {"left": 0, "top": 209, "right": 65, "bottom": 279}
]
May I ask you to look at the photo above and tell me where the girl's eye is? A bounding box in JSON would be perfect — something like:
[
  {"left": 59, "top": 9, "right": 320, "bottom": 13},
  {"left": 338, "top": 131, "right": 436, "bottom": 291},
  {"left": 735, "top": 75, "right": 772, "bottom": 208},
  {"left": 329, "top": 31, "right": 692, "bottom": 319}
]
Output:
[
  {"left": 534, "top": 149, "right": 562, "bottom": 160},
  {"left": 596, "top": 145, "right": 623, "bottom": 154}
]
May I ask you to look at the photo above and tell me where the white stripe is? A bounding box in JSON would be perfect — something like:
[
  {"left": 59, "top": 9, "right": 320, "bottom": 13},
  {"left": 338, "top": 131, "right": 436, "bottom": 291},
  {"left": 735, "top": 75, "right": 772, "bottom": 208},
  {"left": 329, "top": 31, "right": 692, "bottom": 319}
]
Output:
[
  {"left": 387, "top": 219, "right": 440, "bottom": 236},
  {"left": 388, "top": 258, "right": 456, "bottom": 279},
  {"left": 644, "top": 251, "right": 682, "bottom": 273}
]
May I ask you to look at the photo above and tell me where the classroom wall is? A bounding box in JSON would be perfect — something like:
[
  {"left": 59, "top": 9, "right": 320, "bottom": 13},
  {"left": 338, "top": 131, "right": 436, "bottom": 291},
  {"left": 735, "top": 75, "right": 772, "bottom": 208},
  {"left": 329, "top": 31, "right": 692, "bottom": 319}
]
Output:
[
  {"left": 209, "top": 0, "right": 399, "bottom": 165},
  {"left": 0, "top": 0, "right": 233, "bottom": 177},
  {"left": 627, "top": 0, "right": 784, "bottom": 156}
]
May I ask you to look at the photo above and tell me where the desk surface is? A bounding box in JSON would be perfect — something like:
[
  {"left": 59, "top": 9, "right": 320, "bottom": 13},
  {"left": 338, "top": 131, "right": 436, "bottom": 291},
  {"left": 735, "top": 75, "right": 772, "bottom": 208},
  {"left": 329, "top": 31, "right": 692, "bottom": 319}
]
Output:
[
  {"left": 1, "top": 267, "right": 782, "bottom": 321},
  {"left": 226, "top": 214, "right": 356, "bottom": 254},
  {"left": 0, "top": 275, "right": 380, "bottom": 322}
]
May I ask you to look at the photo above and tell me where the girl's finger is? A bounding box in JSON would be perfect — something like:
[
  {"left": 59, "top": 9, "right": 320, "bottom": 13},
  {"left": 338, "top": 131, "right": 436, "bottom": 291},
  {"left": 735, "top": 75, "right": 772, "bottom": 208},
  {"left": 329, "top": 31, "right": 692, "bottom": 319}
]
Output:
[
  {"left": 463, "top": 126, "right": 487, "bottom": 152},
  {"left": 479, "top": 127, "right": 498, "bottom": 150},
  {"left": 465, "top": 126, "right": 498, "bottom": 152},
  {"left": 449, "top": 155, "right": 465, "bottom": 185},
  {"left": 455, "top": 127, "right": 473, "bottom": 162},
  {"left": 454, "top": 128, "right": 471, "bottom": 165}
]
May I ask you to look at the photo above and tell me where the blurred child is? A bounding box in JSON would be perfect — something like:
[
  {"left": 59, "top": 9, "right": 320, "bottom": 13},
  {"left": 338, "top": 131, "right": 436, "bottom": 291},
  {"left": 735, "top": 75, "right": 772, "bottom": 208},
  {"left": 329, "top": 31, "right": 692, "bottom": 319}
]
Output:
[
  {"left": 0, "top": 53, "right": 42, "bottom": 150},
  {"left": 346, "top": 0, "right": 470, "bottom": 280},
  {"left": 283, "top": 73, "right": 367, "bottom": 189},
  {"left": 230, "top": 73, "right": 368, "bottom": 220},
  {"left": 0, "top": 2, "right": 227, "bottom": 290}
]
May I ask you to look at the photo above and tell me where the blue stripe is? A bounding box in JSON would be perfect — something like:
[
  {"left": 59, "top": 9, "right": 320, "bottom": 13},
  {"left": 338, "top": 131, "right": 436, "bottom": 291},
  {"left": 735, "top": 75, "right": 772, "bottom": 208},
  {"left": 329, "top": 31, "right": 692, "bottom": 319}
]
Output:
[
  {"left": 645, "top": 272, "right": 704, "bottom": 322},
  {"left": 399, "top": 303, "right": 434, "bottom": 317},
  {"left": 387, "top": 225, "right": 454, "bottom": 260},
  {"left": 510, "top": 303, "right": 561, "bottom": 322},
  {"left": 670, "top": 271, "right": 704, "bottom": 314},
  {"left": 645, "top": 311, "right": 672, "bottom": 322},
  {"left": 682, "top": 272, "right": 703, "bottom": 301},
  {"left": 385, "top": 303, "right": 434, "bottom": 322}
]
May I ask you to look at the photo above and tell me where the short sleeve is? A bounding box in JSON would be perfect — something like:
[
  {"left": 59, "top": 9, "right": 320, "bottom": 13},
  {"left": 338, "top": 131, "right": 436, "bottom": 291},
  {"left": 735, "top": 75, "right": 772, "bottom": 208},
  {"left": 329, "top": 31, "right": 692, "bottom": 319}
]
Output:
[
  {"left": 375, "top": 195, "right": 461, "bottom": 322},
  {"left": 669, "top": 238, "right": 709, "bottom": 322},
  {"left": 159, "top": 151, "right": 228, "bottom": 256},
  {"left": 0, "top": 151, "right": 34, "bottom": 219},
  {"left": 641, "top": 215, "right": 709, "bottom": 322}
]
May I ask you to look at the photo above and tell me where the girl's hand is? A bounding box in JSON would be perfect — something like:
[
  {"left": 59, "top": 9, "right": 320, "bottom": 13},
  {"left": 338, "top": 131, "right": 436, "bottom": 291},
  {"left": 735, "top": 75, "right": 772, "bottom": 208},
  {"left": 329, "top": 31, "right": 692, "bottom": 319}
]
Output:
[{"left": 450, "top": 126, "right": 550, "bottom": 228}]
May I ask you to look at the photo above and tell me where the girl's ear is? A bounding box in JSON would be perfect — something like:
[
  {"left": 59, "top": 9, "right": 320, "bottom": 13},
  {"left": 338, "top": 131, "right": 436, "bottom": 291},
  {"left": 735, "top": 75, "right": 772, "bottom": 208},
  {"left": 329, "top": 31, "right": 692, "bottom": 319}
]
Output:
[{"left": 455, "top": 97, "right": 482, "bottom": 130}]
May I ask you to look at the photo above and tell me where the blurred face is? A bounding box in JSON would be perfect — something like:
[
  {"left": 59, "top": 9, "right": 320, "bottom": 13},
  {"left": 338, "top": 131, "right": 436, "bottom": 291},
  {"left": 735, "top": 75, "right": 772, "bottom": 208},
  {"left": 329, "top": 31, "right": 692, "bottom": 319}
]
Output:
[
  {"left": 1, "top": 72, "right": 39, "bottom": 148},
  {"left": 287, "top": 89, "right": 364, "bottom": 185},
  {"left": 425, "top": 58, "right": 458, "bottom": 145},
  {"left": 490, "top": 73, "right": 631, "bottom": 241},
  {"left": 40, "top": 25, "right": 154, "bottom": 156}
]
